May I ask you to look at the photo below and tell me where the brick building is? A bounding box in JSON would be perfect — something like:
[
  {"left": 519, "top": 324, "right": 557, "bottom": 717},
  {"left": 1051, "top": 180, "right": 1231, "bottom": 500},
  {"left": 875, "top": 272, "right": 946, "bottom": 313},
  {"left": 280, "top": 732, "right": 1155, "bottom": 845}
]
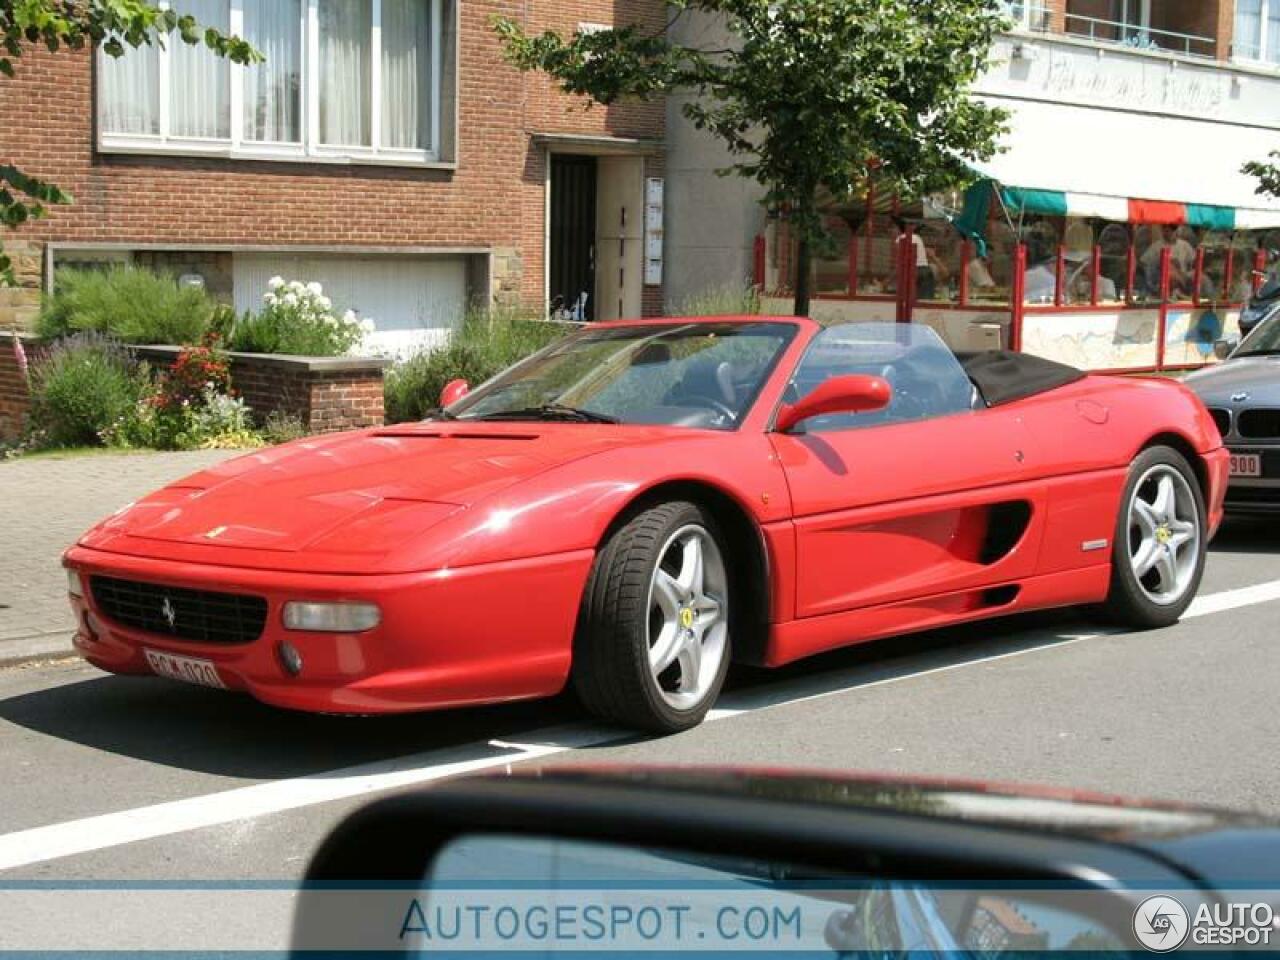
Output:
[{"left": 0, "top": 0, "right": 668, "bottom": 351}]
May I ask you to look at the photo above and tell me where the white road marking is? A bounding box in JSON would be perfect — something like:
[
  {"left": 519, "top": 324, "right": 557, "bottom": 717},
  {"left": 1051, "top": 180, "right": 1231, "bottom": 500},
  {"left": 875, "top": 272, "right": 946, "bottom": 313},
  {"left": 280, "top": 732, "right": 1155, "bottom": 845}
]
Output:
[
  {"left": 1184, "top": 578, "right": 1280, "bottom": 620},
  {"left": 1, "top": 578, "right": 1278, "bottom": 872}
]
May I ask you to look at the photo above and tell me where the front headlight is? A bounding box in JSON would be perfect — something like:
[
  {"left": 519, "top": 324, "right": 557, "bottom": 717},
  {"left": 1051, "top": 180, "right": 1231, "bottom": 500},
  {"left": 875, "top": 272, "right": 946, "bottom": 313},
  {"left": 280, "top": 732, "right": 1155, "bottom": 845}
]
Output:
[
  {"left": 66, "top": 569, "right": 84, "bottom": 598},
  {"left": 283, "top": 601, "right": 381, "bottom": 633}
]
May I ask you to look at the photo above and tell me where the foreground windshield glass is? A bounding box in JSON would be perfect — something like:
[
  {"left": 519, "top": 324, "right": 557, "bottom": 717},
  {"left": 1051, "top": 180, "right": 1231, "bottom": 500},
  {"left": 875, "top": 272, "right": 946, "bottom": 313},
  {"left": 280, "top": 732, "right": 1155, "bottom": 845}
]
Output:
[{"left": 449, "top": 322, "right": 797, "bottom": 429}]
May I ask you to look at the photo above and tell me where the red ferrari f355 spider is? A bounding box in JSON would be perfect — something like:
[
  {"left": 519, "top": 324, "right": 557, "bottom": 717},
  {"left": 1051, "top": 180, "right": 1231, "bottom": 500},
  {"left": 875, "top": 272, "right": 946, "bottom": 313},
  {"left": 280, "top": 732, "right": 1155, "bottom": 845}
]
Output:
[{"left": 64, "top": 319, "right": 1227, "bottom": 732}]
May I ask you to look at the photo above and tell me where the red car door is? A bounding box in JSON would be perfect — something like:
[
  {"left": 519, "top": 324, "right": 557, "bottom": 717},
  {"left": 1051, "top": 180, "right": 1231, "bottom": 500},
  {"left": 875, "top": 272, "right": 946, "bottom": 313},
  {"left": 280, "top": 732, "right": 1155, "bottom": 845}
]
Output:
[{"left": 770, "top": 325, "right": 1046, "bottom": 620}]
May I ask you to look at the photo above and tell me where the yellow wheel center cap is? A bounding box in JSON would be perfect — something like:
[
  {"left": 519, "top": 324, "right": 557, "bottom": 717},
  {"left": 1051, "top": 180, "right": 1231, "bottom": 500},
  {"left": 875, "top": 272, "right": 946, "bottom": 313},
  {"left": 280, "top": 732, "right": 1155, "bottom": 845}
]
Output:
[
  {"left": 680, "top": 607, "right": 695, "bottom": 630},
  {"left": 1155, "top": 526, "right": 1172, "bottom": 545}
]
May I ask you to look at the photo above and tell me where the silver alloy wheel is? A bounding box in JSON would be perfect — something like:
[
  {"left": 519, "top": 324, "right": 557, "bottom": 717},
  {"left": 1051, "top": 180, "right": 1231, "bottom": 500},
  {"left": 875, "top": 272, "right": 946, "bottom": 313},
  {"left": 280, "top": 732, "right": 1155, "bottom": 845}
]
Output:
[
  {"left": 646, "top": 524, "right": 729, "bottom": 711},
  {"left": 1127, "top": 464, "right": 1201, "bottom": 606}
]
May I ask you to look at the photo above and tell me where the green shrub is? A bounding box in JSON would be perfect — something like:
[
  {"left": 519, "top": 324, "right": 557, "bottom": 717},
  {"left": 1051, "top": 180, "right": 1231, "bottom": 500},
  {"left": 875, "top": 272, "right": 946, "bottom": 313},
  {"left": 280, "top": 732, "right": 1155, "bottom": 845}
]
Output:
[
  {"left": 384, "top": 307, "right": 571, "bottom": 423},
  {"left": 228, "top": 278, "right": 371, "bottom": 357},
  {"left": 670, "top": 281, "right": 762, "bottom": 318},
  {"left": 106, "top": 385, "right": 262, "bottom": 451},
  {"left": 261, "top": 410, "right": 308, "bottom": 445},
  {"left": 28, "top": 333, "right": 149, "bottom": 447},
  {"left": 38, "top": 267, "right": 217, "bottom": 345}
]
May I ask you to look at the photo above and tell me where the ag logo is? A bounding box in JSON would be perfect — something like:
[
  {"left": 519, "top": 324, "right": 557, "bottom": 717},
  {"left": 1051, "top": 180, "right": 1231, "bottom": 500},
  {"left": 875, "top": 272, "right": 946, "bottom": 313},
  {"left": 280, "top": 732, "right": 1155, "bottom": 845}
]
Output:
[{"left": 1133, "top": 895, "right": 1190, "bottom": 952}]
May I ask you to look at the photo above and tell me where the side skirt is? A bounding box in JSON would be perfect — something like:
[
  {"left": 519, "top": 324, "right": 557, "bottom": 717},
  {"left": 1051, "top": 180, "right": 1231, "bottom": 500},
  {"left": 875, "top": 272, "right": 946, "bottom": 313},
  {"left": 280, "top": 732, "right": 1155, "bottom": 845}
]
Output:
[{"left": 765, "top": 565, "right": 1111, "bottom": 668}]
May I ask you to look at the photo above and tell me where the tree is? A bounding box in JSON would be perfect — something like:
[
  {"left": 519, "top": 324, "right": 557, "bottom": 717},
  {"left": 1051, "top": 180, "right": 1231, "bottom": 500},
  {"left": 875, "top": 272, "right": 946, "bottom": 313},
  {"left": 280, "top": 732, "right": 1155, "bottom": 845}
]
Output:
[
  {"left": 1, "top": 1, "right": 258, "bottom": 285},
  {"left": 495, "top": 0, "right": 1009, "bottom": 316},
  {"left": 1245, "top": 153, "right": 1280, "bottom": 200}
]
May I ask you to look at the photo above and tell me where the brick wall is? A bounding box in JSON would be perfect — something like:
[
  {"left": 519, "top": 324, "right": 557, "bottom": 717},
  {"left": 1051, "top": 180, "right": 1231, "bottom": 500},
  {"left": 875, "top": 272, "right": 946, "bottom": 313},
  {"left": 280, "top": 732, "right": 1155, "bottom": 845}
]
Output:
[
  {"left": 0, "top": 0, "right": 667, "bottom": 327},
  {"left": 134, "top": 347, "right": 390, "bottom": 435},
  {"left": 0, "top": 335, "right": 389, "bottom": 442}
]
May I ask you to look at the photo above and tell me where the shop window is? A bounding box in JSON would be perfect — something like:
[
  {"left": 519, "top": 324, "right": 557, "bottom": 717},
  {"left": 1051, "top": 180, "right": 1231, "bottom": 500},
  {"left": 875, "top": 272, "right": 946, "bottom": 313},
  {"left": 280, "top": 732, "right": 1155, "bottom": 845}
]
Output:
[
  {"left": 918, "top": 220, "right": 961, "bottom": 303},
  {"left": 1098, "top": 223, "right": 1130, "bottom": 304},
  {"left": 855, "top": 213, "right": 898, "bottom": 296},
  {"left": 1232, "top": 233, "right": 1263, "bottom": 301},
  {"left": 1133, "top": 225, "right": 1162, "bottom": 303},
  {"left": 1200, "top": 232, "right": 1231, "bottom": 303},
  {"left": 812, "top": 215, "right": 855, "bottom": 296},
  {"left": 1062, "top": 218, "right": 1094, "bottom": 305},
  {"left": 1169, "top": 226, "right": 1200, "bottom": 302},
  {"left": 1021, "top": 217, "right": 1062, "bottom": 305}
]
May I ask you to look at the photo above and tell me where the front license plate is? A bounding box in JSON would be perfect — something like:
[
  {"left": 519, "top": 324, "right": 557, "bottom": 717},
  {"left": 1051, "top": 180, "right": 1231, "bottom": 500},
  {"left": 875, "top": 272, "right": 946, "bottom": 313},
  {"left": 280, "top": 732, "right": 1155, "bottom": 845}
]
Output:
[
  {"left": 144, "top": 649, "right": 226, "bottom": 689},
  {"left": 1230, "top": 452, "right": 1263, "bottom": 478}
]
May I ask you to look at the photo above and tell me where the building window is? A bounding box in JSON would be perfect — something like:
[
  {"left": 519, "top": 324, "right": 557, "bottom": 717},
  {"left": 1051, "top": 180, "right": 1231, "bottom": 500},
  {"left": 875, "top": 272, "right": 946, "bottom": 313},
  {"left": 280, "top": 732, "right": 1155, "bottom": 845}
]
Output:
[
  {"left": 1236, "top": 0, "right": 1280, "bottom": 64},
  {"left": 1064, "top": 0, "right": 1214, "bottom": 59},
  {"left": 98, "top": 0, "right": 444, "bottom": 164},
  {"left": 1001, "top": 2, "right": 1050, "bottom": 32}
]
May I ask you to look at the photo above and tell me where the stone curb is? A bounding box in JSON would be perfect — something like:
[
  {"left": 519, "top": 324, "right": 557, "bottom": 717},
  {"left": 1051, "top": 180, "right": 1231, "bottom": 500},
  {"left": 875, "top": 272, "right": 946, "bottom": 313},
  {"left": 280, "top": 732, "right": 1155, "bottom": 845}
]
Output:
[{"left": 0, "top": 631, "right": 76, "bottom": 668}]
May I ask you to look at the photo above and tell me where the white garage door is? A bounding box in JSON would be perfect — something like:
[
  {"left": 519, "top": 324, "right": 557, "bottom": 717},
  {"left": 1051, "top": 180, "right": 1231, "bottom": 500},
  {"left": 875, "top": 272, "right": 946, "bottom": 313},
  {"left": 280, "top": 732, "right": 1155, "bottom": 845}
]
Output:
[{"left": 233, "top": 254, "right": 468, "bottom": 355}]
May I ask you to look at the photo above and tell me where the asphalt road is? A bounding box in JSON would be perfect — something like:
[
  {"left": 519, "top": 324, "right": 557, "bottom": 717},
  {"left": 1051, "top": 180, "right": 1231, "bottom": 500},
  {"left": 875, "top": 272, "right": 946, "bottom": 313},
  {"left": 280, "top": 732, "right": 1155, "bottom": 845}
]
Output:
[{"left": 2, "top": 516, "right": 1279, "bottom": 945}]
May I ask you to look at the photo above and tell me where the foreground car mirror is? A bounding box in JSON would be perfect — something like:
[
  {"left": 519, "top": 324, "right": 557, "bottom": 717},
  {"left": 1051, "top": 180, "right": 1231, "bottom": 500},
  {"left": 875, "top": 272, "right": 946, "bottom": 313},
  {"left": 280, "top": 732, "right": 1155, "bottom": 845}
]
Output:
[
  {"left": 775, "top": 375, "right": 892, "bottom": 433},
  {"left": 1213, "top": 338, "right": 1238, "bottom": 361},
  {"left": 292, "top": 770, "right": 1211, "bottom": 955},
  {"left": 439, "top": 378, "right": 471, "bottom": 408}
]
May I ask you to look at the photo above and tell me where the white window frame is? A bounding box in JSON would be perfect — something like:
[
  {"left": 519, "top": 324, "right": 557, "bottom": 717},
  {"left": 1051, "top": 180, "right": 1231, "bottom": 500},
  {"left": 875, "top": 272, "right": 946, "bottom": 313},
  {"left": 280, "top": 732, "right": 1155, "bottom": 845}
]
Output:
[
  {"left": 98, "top": 0, "right": 444, "bottom": 166},
  {"left": 1234, "top": 0, "right": 1280, "bottom": 66}
]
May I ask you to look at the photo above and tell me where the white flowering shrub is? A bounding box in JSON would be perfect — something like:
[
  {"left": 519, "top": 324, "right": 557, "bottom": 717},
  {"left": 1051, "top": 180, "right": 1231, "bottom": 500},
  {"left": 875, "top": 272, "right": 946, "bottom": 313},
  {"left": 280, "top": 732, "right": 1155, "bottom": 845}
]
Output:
[{"left": 228, "top": 277, "right": 375, "bottom": 357}]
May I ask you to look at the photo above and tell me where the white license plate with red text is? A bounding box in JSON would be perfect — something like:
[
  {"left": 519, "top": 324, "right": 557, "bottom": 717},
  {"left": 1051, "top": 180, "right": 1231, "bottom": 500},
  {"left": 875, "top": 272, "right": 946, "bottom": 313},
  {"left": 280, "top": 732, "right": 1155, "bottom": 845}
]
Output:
[
  {"left": 1230, "top": 453, "right": 1262, "bottom": 478},
  {"left": 144, "top": 649, "right": 226, "bottom": 689}
]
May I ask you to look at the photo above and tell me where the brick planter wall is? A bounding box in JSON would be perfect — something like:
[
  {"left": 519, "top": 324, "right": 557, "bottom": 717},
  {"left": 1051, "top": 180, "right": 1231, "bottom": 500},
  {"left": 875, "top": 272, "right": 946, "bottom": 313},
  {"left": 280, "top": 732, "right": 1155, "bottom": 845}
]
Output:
[
  {"left": 133, "top": 347, "right": 391, "bottom": 435},
  {"left": 0, "top": 333, "right": 389, "bottom": 441}
]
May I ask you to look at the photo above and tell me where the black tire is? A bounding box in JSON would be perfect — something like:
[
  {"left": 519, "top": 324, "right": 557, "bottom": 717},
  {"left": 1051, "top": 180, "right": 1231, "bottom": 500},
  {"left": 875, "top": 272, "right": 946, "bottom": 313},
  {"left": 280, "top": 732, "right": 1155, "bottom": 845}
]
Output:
[
  {"left": 573, "top": 501, "right": 731, "bottom": 734},
  {"left": 1097, "top": 445, "right": 1206, "bottom": 629}
]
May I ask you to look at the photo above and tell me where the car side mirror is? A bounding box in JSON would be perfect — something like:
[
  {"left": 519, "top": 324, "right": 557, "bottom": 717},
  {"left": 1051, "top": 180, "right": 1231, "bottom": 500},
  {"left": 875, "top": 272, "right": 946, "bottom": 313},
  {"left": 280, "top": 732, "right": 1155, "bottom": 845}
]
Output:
[
  {"left": 775, "top": 375, "right": 892, "bottom": 433},
  {"left": 291, "top": 772, "right": 1202, "bottom": 955},
  {"left": 439, "top": 379, "right": 470, "bottom": 408},
  {"left": 1213, "top": 338, "right": 1238, "bottom": 361}
]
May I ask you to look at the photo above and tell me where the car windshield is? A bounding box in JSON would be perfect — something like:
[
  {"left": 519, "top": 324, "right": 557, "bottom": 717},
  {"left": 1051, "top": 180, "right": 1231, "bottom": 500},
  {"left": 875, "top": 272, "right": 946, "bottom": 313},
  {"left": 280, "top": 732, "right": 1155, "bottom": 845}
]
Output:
[
  {"left": 447, "top": 322, "right": 797, "bottom": 429},
  {"left": 1235, "top": 310, "right": 1280, "bottom": 356}
]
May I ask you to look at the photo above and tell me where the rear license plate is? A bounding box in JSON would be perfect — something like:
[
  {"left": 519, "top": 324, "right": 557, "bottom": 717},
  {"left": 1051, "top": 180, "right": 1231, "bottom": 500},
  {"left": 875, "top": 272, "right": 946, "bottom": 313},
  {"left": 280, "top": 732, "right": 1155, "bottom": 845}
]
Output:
[
  {"left": 144, "top": 649, "right": 226, "bottom": 689},
  {"left": 1230, "top": 452, "right": 1263, "bottom": 478}
]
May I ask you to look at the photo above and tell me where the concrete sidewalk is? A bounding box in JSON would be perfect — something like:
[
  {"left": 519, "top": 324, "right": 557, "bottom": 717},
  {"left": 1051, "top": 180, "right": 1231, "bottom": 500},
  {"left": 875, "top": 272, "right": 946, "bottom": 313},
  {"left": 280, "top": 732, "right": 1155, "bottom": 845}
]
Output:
[{"left": 0, "top": 449, "right": 240, "bottom": 665}]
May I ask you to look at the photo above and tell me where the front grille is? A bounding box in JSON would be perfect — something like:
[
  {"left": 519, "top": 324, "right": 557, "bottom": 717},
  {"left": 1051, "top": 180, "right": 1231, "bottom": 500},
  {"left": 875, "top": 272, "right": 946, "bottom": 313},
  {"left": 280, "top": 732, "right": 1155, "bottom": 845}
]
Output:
[
  {"left": 1208, "top": 408, "right": 1231, "bottom": 437},
  {"left": 1225, "top": 487, "right": 1280, "bottom": 505},
  {"left": 1238, "top": 408, "right": 1280, "bottom": 440},
  {"left": 90, "top": 576, "right": 268, "bottom": 645}
]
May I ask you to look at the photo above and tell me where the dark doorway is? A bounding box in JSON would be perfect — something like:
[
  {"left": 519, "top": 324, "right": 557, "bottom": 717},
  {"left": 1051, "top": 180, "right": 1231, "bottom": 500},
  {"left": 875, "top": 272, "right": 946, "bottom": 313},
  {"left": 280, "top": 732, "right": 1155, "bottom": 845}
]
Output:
[{"left": 550, "top": 154, "right": 598, "bottom": 321}]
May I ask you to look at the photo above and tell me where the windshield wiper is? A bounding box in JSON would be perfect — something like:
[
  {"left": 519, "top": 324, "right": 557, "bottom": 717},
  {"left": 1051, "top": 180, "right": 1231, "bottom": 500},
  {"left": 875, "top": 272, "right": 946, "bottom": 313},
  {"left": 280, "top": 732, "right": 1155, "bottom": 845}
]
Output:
[
  {"left": 474, "top": 404, "right": 620, "bottom": 424},
  {"left": 423, "top": 407, "right": 458, "bottom": 421}
]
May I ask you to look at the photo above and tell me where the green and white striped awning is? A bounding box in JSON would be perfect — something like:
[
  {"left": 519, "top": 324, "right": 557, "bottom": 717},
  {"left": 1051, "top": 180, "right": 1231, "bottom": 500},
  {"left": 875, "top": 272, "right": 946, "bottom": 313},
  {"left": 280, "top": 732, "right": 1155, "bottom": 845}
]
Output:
[{"left": 970, "top": 96, "right": 1280, "bottom": 231}]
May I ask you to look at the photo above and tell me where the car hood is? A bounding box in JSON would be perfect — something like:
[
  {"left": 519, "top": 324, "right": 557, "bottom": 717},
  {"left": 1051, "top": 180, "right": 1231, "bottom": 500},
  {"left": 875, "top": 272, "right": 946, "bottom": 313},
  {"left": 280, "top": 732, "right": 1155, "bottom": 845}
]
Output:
[
  {"left": 78, "top": 423, "right": 677, "bottom": 568},
  {"left": 1183, "top": 356, "right": 1280, "bottom": 405}
]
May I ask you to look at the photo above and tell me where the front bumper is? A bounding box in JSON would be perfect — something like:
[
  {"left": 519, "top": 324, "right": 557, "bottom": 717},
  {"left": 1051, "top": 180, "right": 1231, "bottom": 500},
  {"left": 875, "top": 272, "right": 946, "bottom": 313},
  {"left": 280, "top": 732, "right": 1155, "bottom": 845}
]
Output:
[
  {"left": 64, "top": 545, "right": 593, "bottom": 714},
  {"left": 1217, "top": 443, "right": 1280, "bottom": 514}
]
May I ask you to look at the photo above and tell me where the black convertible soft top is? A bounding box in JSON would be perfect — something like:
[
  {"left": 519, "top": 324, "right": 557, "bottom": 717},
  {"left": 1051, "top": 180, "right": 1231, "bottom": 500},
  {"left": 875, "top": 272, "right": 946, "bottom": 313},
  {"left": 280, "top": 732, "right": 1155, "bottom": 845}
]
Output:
[{"left": 957, "top": 350, "right": 1087, "bottom": 407}]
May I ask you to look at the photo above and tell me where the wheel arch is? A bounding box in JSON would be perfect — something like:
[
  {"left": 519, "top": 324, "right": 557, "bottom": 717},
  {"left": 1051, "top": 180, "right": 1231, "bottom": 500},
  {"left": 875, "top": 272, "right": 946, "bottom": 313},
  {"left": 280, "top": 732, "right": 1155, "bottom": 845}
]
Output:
[
  {"left": 1138, "top": 432, "right": 1208, "bottom": 501},
  {"left": 595, "top": 479, "right": 773, "bottom": 667}
]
